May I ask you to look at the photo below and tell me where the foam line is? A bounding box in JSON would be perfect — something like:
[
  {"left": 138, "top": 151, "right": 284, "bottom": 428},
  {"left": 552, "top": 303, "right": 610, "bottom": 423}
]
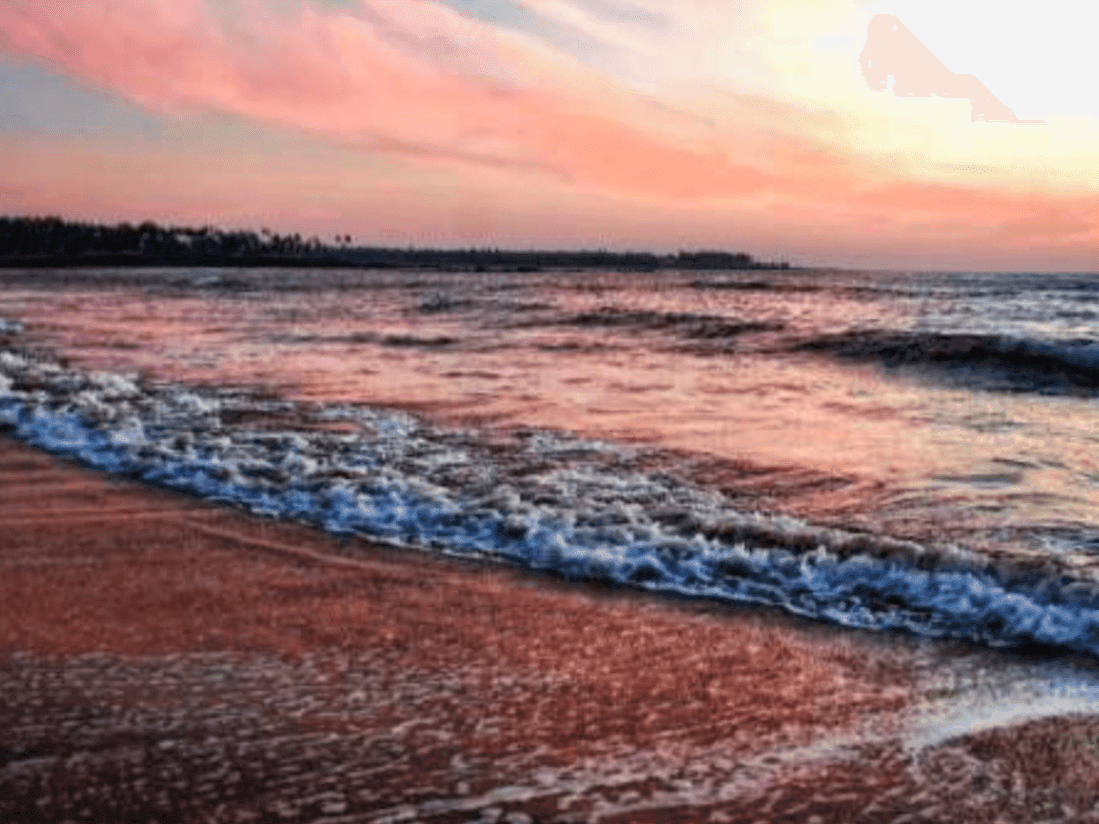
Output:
[{"left": 4, "top": 346, "right": 1099, "bottom": 657}]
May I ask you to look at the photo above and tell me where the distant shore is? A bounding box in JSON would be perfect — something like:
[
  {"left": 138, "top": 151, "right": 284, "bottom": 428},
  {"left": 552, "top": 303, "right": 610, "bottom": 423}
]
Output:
[
  {"left": 0, "top": 215, "right": 792, "bottom": 271},
  {"left": 0, "top": 251, "right": 794, "bottom": 271}
]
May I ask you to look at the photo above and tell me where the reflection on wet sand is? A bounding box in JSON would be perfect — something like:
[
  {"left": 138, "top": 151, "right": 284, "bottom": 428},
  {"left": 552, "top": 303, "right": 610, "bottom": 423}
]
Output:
[{"left": 4, "top": 438, "right": 1099, "bottom": 822}]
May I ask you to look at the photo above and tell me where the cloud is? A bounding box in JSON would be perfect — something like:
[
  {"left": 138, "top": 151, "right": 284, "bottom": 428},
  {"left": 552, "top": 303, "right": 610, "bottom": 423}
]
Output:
[
  {"left": 2, "top": 0, "right": 1098, "bottom": 269},
  {"left": 511, "top": 0, "right": 663, "bottom": 51},
  {"left": 0, "top": 0, "right": 770, "bottom": 201}
]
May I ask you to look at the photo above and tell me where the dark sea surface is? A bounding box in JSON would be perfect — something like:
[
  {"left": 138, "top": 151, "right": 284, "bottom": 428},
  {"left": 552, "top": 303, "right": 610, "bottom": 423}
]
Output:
[{"left": 5, "top": 266, "right": 1099, "bottom": 660}]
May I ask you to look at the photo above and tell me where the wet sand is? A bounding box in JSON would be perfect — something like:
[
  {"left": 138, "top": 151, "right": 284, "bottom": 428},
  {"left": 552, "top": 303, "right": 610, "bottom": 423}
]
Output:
[{"left": 3, "top": 436, "right": 1099, "bottom": 822}]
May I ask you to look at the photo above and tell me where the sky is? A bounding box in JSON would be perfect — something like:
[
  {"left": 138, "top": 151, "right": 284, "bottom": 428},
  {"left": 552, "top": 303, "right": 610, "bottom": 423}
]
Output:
[{"left": 0, "top": 0, "right": 1097, "bottom": 271}]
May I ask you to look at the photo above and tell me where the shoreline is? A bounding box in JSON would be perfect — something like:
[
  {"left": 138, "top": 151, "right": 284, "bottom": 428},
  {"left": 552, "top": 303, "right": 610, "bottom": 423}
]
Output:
[
  {"left": 0, "top": 256, "right": 797, "bottom": 270},
  {"left": 4, "top": 437, "right": 1099, "bottom": 820}
]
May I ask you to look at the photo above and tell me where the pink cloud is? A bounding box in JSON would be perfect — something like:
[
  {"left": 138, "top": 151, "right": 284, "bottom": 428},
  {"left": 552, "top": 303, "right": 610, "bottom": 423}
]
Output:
[
  {"left": 1, "top": 0, "right": 1098, "bottom": 269},
  {"left": 0, "top": 0, "right": 770, "bottom": 201}
]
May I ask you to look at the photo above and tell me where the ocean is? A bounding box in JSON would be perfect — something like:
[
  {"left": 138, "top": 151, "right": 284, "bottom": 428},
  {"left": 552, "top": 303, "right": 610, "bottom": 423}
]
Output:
[{"left": 4, "top": 265, "right": 1099, "bottom": 658}]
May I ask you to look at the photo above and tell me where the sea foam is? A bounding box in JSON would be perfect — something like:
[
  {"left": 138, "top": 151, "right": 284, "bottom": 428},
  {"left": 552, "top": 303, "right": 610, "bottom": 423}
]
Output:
[{"left": 3, "top": 344, "right": 1099, "bottom": 657}]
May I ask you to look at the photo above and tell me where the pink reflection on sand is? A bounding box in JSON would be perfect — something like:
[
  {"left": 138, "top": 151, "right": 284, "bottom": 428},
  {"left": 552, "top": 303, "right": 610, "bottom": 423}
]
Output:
[{"left": 860, "top": 14, "right": 1046, "bottom": 125}]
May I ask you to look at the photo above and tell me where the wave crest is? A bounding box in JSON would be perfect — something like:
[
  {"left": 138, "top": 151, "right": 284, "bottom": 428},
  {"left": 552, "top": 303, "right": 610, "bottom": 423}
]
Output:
[{"left": 4, "top": 346, "right": 1099, "bottom": 658}]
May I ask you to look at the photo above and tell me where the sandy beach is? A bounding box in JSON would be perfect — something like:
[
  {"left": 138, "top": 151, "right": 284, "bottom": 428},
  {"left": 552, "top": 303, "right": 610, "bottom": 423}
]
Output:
[
  {"left": 4, "top": 435, "right": 1099, "bottom": 823},
  {"left": 4, "top": 0, "right": 1099, "bottom": 813}
]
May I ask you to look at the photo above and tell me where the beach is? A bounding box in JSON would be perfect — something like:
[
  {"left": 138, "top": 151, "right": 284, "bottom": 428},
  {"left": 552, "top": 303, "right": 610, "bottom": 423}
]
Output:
[
  {"left": 6, "top": 435, "right": 1099, "bottom": 822},
  {"left": 6, "top": 265, "right": 1099, "bottom": 821},
  {"left": 4, "top": 0, "right": 1099, "bottom": 814}
]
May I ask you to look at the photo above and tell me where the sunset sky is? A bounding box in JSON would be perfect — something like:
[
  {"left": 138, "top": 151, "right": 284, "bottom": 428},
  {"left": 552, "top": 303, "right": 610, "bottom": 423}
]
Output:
[{"left": 0, "top": 0, "right": 1096, "bottom": 270}]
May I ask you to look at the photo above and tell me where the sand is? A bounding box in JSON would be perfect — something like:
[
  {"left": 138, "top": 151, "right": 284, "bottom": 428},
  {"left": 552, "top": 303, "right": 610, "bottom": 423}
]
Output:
[{"left": 3, "top": 436, "right": 1099, "bottom": 823}]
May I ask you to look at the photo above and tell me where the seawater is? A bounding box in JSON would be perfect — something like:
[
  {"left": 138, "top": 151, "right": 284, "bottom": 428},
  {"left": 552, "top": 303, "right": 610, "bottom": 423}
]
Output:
[{"left": 4, "top": 266, "right": 1099, "bottom": 657}]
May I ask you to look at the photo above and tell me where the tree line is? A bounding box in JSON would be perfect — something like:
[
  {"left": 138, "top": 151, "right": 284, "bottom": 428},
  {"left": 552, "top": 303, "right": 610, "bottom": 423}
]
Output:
[{"left": 0, "top": 215, "right": 790, "bottom": 271}]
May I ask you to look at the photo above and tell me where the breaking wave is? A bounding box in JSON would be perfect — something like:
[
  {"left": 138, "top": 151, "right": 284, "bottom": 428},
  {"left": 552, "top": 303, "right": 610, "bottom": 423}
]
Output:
[
  {"left": 795, "top": 330, "right": 1099, "bottom": 395},
  {"left": 4, "top": 345, "right": 1099, "bottom": 658}
]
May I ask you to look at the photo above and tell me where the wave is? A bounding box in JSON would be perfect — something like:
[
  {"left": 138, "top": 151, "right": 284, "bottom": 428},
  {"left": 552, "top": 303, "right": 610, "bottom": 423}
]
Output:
[
  {"left": 794, "top": 330, "right": 1099, "bottom": 395},
  {"left": 270, "top": 331, "right": 459, "bottom": 348},
  {"left": 563, "top": 308, "right": 784, "bottom": 339},
  {"left": 691, "top": 279, "right": 826, "bottom": 293},
  {"left": 380, "top": 334, "right": 459, "bottom": 348},
  {"left": 3, "top": 345, "right": 1099, "bottom": 658},
  {"left": 416, "top": 293, "right": 474, "bottom": 313},
  {"left": 689, "top": 279, "right": 919, "bottom": 300}
]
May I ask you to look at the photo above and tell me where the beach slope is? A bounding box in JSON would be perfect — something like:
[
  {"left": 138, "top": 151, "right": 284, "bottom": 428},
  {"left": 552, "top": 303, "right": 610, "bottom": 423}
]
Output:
[{"left": 3, "top": 438, "right": 1099, "bottom": 822}]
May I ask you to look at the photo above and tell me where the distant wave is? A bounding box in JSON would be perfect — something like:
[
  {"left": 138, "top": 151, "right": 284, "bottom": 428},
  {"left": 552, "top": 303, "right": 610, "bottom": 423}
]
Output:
[
  {"left": 690, "top": 278, "right": 938, "bottom": 302},
  {"left": 4, "top": 344, "right": 1099, "bottom": 658},
  {"left": 416, "top": 293, "right": 474, "bottom": 313},
  {"left": 691, "top": 279, "right": 824, "bottom": 293},
  {"left": 795, "top": 330, "right": 1099, "bottom": 395},
  {"left": 563, "top": 308, "right": 783, "bottom": 339},
  {"left": 380, "top": 334, "right": 459, "bottom": 348},
  {"left": 271, "top": 332, "right": 459, "bottom": 348}
]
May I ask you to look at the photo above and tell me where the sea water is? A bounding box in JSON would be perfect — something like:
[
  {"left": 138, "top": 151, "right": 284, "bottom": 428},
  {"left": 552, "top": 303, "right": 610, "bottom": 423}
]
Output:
[{"left": 4, "top": 266, "right": 1099, "bottom": 660}]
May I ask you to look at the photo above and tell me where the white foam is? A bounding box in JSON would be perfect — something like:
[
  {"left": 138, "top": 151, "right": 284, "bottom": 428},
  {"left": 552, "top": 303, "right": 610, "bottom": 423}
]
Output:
[
  {"left": 4, "top": 348, "right": 1099, "bottom": 657},
  {"left": 905, "top": 660, "right": 1099, "bottom": 751}
]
